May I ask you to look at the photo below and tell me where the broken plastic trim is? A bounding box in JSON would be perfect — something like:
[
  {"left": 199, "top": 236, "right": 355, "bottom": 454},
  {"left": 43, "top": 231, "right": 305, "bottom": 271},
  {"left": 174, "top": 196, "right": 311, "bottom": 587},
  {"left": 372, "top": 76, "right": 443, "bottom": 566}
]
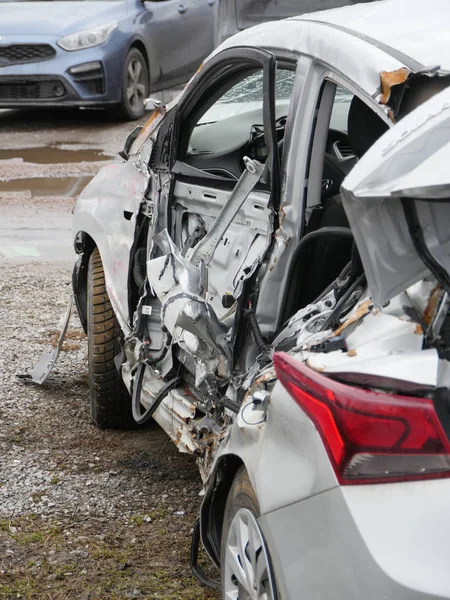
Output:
[
  {"left": 190, "top": 518, "right": 221, "bottom": 590},
  {"left": 17, "top": 295, "right": 73, "bottom": 385}
]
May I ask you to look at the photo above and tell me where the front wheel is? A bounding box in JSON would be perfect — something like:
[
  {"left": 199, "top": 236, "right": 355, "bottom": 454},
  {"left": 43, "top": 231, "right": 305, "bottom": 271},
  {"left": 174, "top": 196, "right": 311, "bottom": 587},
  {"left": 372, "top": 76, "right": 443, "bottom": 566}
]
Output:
[
  {"left": 221, "top": 467, "right": 278, "bottom": 600},
  {"left": 86, "top": 247, "right": 136, "bottom": 428},
  {"left": 113, "top": 48, "right": 149, "bottom": 121}
]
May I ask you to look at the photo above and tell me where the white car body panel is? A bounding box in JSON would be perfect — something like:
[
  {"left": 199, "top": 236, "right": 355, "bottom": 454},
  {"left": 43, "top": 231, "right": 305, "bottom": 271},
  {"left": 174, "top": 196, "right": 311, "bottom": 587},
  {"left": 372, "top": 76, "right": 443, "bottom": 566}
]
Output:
[
  {"left": 342, "top": 85, "right": 450, "bottom": 306},
  {"left": 73, "top": 160, "right": 147, "bottom": 334}
]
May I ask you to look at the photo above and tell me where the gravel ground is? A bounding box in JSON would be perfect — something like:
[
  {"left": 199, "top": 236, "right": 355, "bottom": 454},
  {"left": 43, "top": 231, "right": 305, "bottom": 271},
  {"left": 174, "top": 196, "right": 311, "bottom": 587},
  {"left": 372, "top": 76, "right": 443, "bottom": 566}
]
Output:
[{"left": 0, "top": 261, "right": 219, "bottom": 599}]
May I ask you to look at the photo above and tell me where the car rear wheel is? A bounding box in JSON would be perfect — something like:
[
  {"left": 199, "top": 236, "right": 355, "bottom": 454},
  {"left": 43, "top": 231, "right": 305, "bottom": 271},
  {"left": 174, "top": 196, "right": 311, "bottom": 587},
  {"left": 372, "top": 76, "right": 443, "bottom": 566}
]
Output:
[
  {"left": 113, "top": 48, "right": 149, "bottom": 121},
  {"left": 221, "top": 467, "right": 278, "bottom": 600},
  {"left": 87, "top": 247, "right": 135, "bottom": 428}
]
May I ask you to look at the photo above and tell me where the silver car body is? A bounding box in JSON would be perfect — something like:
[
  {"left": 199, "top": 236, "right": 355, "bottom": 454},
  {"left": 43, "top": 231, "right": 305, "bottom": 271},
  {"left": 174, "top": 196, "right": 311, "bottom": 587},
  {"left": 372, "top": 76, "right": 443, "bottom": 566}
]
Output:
[
  {"left": 206, "top": 83, "right": 450, "bottom": 599},
  {"left": 72, "top": 0, "right": 450, "bottom": 596}
]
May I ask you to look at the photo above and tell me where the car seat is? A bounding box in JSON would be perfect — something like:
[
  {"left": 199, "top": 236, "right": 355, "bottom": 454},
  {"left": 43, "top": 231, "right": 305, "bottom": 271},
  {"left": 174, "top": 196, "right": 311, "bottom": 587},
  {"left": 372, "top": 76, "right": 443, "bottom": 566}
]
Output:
[{"left": 280, "top": 96, "right": 388, "bottom": 322}]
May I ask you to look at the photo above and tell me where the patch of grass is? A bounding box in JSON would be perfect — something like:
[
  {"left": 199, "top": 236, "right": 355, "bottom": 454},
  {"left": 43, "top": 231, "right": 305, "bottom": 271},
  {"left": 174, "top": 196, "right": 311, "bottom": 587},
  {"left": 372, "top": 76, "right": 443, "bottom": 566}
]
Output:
[
  {"left": 148, "top": 506, "right": 169, "bottom": 520},
  {"left": 50, "top": 562, "right": 78, "bottom": 581},
  {"left": 129, "top": 514, "right": 146, "bottom": 526},
  {"left": 90, "top": 543, "right": 129, "bottom": 562},
  {"left": 0, "top": 515, "right": 62, "bottom": 547},
  {"left": 20, "top": 531, "right": 46, "bottom": 544},
  {"left": 0, "top": 577, "right": 39, "bottom": 599},
  {"left": 0, "top": 513, "right": 219, "bottom": 600},
  {"left": 0, "top": 519, "right": 11, "bottom": 532},
  {"left": 30, "top": 491, "right": 45, "bottom": 503}
]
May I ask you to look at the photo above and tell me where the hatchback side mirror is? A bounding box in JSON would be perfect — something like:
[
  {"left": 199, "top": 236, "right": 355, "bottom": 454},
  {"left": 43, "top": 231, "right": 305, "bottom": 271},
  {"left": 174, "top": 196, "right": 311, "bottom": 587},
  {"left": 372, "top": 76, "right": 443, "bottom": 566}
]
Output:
[{"left": 118, "top": 125, "right": 143, "bottom": 161}]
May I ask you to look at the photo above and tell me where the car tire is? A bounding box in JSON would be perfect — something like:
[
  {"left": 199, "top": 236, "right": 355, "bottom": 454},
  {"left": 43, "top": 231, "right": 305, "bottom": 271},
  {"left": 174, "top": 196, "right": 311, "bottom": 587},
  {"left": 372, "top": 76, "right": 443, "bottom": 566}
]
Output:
[
  {"left": 221, "top": 467, "right": 278, "bottom": 599},
  {"left": 87, "top": 247, "right": 135, "bottom": 429},
  {"left": 113, "top": 48, "right": 149, "bottom": 121}
]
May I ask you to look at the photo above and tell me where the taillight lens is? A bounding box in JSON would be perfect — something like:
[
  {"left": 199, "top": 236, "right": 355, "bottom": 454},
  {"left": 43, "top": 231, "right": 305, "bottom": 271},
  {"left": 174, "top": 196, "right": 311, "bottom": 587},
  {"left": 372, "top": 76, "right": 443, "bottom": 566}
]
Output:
[{"left": 273, "top": 352, "right": 450, "bottom": 484}]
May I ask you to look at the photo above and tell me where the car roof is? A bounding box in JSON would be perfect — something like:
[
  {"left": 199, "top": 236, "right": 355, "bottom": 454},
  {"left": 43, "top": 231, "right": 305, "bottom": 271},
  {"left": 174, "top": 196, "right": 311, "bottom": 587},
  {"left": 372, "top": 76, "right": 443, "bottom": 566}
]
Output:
[
  {"left": 213, "top": 0, "right": 450, "bottom": 103},
  {"left": 296, "top": 0, "right": 450, "bottom": 72}
]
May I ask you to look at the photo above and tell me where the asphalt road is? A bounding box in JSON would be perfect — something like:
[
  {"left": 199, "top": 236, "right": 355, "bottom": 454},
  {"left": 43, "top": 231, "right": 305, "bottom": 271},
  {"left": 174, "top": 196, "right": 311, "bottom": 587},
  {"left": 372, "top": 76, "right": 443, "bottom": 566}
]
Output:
[
  {"left": 0, "top": 89, "right": 178, "bottom": 263},
  {"left": 0, "top": 106, "right": 145, "bottom": 263}
]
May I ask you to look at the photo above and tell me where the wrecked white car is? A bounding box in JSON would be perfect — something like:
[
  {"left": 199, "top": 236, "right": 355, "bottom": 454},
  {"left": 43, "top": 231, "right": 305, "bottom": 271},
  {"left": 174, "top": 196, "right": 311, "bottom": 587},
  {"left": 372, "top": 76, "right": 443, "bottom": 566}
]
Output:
[{"left": 24, "top": 0, "right": 450, "bottom": 597}]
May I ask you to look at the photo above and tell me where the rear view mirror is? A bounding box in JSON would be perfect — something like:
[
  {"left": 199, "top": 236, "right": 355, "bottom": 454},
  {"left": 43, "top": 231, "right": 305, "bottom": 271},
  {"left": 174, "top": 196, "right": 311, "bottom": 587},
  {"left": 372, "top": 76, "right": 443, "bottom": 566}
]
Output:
[{"left": 118, "top": 125, "right": 143, "bottom": 161}]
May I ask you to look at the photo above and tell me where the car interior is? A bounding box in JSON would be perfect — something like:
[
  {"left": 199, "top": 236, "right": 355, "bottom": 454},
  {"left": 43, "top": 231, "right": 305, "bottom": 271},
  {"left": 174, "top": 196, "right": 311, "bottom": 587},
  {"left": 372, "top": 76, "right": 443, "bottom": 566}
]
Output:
[
  {"left": 281, "top": 93, "right": 390, "bottom": 323},
  {"left": 281, "top": 76, "right": 450, "bottom": 328},
  {"left": 175, "top": 68, "right": 390, "bottom": 332},
  {"left": 177, "top": 68, "right": 293, "bottom": 181}
]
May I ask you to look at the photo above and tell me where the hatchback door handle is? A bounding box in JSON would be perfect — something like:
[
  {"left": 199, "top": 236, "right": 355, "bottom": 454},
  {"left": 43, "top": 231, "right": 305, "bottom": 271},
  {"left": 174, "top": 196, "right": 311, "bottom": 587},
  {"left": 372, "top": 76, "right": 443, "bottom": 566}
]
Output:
[{"left": 178, "top": 4, "right": 187, "bottom": 13}]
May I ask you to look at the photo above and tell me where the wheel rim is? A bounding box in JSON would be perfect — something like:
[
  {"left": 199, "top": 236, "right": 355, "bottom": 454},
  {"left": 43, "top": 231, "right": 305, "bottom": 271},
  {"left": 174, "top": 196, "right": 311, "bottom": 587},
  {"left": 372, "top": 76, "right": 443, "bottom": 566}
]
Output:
[
  {"left": 126, "top": 57, "right": 146, "bottom": 112},
  {"left": 223, "top": 508, "right": 276, "bottom": 600}
]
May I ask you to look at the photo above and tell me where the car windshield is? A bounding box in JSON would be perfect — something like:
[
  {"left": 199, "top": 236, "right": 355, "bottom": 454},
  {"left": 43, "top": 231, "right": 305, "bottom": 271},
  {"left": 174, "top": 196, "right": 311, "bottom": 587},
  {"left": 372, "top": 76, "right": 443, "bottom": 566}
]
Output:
[
  {"left": 216, "top": 69, "right": 295, "bottom": 104},
  {"left": 198, "top": 69, "right": 295, "bottom": 125}
]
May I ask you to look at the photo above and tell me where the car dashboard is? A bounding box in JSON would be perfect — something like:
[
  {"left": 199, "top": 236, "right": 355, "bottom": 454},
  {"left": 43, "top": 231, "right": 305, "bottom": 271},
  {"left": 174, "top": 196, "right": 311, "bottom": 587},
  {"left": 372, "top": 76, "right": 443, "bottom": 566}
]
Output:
[{"left": 184, "top": 103, "right": 356, "bottom": 185}]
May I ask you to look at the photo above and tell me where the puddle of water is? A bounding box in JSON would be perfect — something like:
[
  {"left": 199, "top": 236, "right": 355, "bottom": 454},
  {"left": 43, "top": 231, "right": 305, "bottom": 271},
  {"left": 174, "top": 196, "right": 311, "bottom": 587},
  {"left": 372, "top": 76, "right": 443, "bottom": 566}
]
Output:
[
  {"left": 0, "top": 176, "right": 93, "bottom": 198},
  {"left": 0, "top": 146, "right": 113, "bottom": 164}
]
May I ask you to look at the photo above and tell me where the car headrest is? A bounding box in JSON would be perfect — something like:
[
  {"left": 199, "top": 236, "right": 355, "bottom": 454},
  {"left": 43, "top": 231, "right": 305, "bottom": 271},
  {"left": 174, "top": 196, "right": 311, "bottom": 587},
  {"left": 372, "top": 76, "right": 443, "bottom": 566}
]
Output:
[
  {"left": 347, "top": 95, "right": 389, "bottom": 159},
  {"left": 398, "top": 75, "right": 450, "bottom": 118}
]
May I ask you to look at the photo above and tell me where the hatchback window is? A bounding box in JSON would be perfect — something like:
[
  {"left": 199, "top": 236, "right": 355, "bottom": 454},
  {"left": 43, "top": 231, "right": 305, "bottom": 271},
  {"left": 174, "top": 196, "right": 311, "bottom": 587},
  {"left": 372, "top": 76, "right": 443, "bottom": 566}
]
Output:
[
  {"left": 329, "top": 85, "right": 353, "bottom": 133},
  {"left": 185, "top": 67, "right": 294, "bottom": 172},
  {"left": 197, "top": 69, "right": 294, "bottom": 126},
  {"left": 284, "top": 81, "right": 387, "bottom": 317}
]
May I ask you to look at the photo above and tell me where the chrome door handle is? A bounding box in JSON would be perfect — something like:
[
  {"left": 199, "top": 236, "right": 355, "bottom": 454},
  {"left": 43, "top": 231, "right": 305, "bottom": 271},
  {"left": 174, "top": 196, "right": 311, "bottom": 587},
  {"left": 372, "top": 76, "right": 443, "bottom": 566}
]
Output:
[{"left": 178, "top": 4, "right": 187, "bottom": 13}]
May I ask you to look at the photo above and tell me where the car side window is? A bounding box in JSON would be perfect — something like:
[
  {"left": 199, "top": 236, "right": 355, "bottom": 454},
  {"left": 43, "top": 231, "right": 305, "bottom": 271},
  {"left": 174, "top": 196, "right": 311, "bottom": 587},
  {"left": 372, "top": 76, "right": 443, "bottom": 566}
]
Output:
[
  {"left": 179, "top": 67, "right": 295, "bottom": 179},
  {"left": 306, "top": 81, "right": 389, "bottom": 216},
  {"left": 289, "top": 79, "right": 389, "bottom": 311}
]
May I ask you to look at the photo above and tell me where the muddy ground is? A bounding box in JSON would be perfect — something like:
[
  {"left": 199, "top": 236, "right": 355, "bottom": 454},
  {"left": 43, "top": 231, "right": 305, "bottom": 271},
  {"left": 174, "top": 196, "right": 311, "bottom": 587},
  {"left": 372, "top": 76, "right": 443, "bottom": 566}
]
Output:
[
  {"left": 0, "top": 105, "right": 148, "bottom": 262},
  {"left": 0, "top": 105, "right": 219, "bottom": 599}
]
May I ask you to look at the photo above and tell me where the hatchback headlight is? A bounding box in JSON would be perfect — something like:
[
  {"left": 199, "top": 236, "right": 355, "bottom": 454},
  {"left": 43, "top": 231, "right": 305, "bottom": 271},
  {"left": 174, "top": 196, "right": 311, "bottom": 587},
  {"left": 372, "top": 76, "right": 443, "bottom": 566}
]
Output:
[{"left": 57, "top": 21, "right": 118, "bottom": 51}]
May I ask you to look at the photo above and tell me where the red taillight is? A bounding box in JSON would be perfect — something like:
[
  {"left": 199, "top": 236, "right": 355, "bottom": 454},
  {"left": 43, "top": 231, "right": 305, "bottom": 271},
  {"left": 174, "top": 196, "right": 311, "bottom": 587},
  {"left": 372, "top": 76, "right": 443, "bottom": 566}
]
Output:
[{"left": 273, "top": 352, "right": 450, "bottom": 484}]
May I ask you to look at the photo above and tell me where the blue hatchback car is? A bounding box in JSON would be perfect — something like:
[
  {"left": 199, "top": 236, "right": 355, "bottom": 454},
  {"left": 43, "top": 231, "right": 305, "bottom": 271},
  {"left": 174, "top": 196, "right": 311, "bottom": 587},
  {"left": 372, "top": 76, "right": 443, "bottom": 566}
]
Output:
[{"left": 0, "top": 0, "right": 217, "bottom": 119}]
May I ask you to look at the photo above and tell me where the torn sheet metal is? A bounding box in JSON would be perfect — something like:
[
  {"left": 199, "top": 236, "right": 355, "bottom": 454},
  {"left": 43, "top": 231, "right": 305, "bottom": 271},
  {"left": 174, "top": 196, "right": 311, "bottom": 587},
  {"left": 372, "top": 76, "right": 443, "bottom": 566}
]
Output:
[
  {"left": 155, "top": 387, "right": 200, "bottom": 454},
  {"left": 273, "top": 289, "right": 337, "bottom": 350},
  {"left": 304, "top": 349, "right": 439, "bottom": 393},
  {"left": 172, "top": 180, "right": 273, "bottom": 324},
  {"left": 148, "top": 229, "right": 205, "bottom": 305},
  {"left": 17, "top": 295, "right": 73, "bottom": 385},
  {"left": 295, "top": 286, "right": 442, "bottom": 392},
  {"left": 147, "top": 229, "right": 232, "bottom": 384},
  {"left": 379, "top": 68, "right": 410, "bottom": 105}
]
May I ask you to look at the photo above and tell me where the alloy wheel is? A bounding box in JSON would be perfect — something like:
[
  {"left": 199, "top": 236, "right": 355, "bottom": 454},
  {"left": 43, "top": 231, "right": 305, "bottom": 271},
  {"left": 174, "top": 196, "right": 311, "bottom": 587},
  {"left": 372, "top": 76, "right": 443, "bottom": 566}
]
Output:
[
  {"left": 126, "top": 57, "right": 147, "bottom": 112},
  {"left": 223, "top": 508, "right": 277, "bottom": 600}
]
